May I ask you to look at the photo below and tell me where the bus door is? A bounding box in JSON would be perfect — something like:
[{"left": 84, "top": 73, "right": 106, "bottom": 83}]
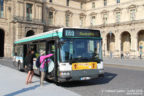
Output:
[
  {"left": 46, "top": 40, "right": 57, "bottom": 81},
  {"left": 23, "top": 44, "right": 37, "bottom": 57}
]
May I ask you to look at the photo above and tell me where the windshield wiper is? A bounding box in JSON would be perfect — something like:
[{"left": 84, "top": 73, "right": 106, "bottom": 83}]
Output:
[
  {"left": 70, "top": 57, "right": 89, "bottom": 63},
  {"left": 70, "top": 57, "right": 101, "bottom": 63}
]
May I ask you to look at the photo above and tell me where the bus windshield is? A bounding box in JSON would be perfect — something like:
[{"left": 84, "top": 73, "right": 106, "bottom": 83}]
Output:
[{"left": 60, "top": 38, "right": 102, "bottom": 63}]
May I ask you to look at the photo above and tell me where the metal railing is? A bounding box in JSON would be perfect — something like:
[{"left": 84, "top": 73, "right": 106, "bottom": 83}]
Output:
[{"left": 13, "top": 16, "right": 43, "bottom": 24}]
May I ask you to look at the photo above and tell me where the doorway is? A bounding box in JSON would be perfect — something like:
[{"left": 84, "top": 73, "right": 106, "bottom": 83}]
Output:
[{"left": 0, "top": 29, "right": 4, "bottom": 57}]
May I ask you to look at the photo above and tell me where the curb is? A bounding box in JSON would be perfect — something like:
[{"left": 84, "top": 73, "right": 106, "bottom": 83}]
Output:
[{"left": 104, "top": 63, "right": 144, "bottom": 71}]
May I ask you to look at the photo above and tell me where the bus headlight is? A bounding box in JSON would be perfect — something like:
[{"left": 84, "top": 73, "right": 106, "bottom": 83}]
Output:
[{"left": 99, "top": 69, "right": 104, "bottom": 74}]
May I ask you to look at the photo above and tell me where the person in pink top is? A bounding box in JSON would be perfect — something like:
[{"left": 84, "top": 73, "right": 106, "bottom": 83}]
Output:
[
  {"left": 40, "top": 54, "right": 53, "bottom": 69},
  {"left": 39, "top": 50, "right": 53, "bottom": 86}
]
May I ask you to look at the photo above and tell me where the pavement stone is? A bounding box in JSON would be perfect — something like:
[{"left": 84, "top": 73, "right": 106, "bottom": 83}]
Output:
[{"left": 0, "top": 65, "right": 81, "bottom": 96}]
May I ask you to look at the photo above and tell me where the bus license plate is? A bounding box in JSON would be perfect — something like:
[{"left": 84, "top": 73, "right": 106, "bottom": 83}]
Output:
[{"left": 80, "top": 77, "right": 91, "bottom": 80}]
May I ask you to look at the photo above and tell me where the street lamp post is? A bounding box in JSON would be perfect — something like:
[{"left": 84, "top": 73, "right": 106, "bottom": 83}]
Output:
[
  {"left": 104, "top": 43, "right": 105, "bottom": 56},
  {"left": 109, "top": 31, "right": 112, "bottom": 58},
  {"left": 140, "top": 45, "right": 143, "bottom": 59}
]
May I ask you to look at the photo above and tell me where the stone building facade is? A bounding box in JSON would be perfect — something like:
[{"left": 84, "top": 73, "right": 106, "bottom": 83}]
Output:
[
  {"left": 0, "top": 0, "right": 144, "bottom": 58},
  {"left": 85, "top": 0, "right": 144, "bottom": 58},
  {"left": 0, "top": 0, "right": 44, "bottom": 57}
]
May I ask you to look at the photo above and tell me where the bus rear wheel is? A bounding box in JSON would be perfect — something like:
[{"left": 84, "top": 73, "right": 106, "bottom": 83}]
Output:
[{"left": 18, "top": 61, "right": 23, "bottom": 71}]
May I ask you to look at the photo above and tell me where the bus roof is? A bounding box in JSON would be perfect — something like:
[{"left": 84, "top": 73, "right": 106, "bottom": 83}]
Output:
[
  {"left": 14, "top": 28, "right": 64, "bottom": 44},
  {"left": 14, "top": 27, "right": 101, "bottom": 44}
]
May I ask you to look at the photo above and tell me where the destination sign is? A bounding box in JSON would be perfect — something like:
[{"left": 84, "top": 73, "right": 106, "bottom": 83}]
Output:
[{"left": 63, "top": 29, "right": 100, "bottom": 37}]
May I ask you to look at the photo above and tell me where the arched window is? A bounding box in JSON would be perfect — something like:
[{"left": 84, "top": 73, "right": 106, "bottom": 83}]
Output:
[
  {"left": 121, "top": 32, "right": 131, "bottom": 52},
  {"left": 26, "top": 30, "right": 34, "bottom": 37}
]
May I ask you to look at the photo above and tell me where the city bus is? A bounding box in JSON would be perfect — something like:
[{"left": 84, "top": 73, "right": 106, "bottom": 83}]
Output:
[{"left": 13, "top": 28, "right": 104, "bottom": 82}]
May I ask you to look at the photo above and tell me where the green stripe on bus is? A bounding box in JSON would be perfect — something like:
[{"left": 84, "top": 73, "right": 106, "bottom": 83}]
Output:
[{"left": 14, "top": 31, "right": 63, "bottom": 44}]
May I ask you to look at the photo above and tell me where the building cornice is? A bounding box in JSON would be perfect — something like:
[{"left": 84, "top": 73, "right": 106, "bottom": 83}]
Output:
[
  {"left": 71, "top": 0, "right": 95, "bottom": 3},
  {"left": 88, "top": 19, "right": 144, "bottom": 28},
  {"left": 23, "top": 0, "right": 43, "bottom": 4},
  {"left": 46, "top": 2, "right": 86, "bottom": 12},
  {"left": 86, "top": 0, "right": 143, "bottom": 12}
]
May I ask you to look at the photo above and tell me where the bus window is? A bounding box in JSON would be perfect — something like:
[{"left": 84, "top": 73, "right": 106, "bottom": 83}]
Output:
[
  {"left": 36, "top": 42, "right": 46, "bottom": 57},
  {"left": 47, "top": 41, "right": 55, "bottom": 55},
  {"left": 46, "top": 41, "right": 55, "bottom": 75},
  {"left": 15, "top": 45, "right": 23, "bottom": 57}
]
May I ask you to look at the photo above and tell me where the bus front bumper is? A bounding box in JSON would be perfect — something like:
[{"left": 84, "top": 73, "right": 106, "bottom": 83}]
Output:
[{"left": 58, "top": 69, "right": 104, "bottom": 82}]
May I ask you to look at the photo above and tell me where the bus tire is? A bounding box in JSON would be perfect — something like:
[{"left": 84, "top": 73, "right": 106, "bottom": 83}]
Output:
[{"left": 18, "top": 61, "right": 23, "bottom": 71}]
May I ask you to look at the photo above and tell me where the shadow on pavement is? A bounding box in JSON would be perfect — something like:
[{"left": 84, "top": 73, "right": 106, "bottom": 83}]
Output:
[
  {"left": 58, "top": 72, "right": 117, "bottom": 87},
  {"left": 3, "top": 84, "right": 40, "bottom": 96}
]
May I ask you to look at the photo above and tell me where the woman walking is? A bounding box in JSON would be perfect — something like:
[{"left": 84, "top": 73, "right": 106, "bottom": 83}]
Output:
[{"left": 25, "top": 50, "right": 35, "bottom": 85}]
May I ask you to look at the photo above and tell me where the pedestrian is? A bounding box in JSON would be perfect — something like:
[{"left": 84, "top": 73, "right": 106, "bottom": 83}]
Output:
[
  {"left": 121, "top": 52, "right": 124, "bottom": 59},
  {"left": 140, "top": 51, "right": 142, "bottom": 59},
  {"left": 39, "top": 50, "right": 53, "bottom": 86},
  {"left": 25, "top": 50, "right": 35, "bottom": 85},
  {"left": 110, "top": 51, "right": 113, "bottom": 58}
]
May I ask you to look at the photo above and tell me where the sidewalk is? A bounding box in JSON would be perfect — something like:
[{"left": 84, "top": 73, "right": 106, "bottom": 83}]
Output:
[
  {"left": 103, "top": 57, "right": 144, "bottom": 68},
  {"left": 0, "top": 65, "right": 80, "bottom": 96}
]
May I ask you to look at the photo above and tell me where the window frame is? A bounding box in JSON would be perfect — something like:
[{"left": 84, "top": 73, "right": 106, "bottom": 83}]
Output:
[
  {"left": 91, "top": 16, "right": 96, "bottom": 26},
  {"left": 130, "top": 8, "right": 136, "bottom": 21},
  {"left": 115, "top": 11, "right": 121, "bottom": 23},
  {"left": 92, "top": 2, "right": 95, "bottom": 9},
  {"left": 104, "top": 0, "right": 107, "bottom": 6},
  {"left": 117, "top": 0, "right": 120, "bottom": 3},
  {"left": 26, "top": 3, "right": 33, "bottom": 21},
  {"left": 0, "top": 0, "right": 4, "bottom": 18},
  {"left": 48, "top": 11, "right": 54, "bottom": 25},
  {"left": 66, "top": 0, "right": 70, "bottom": 6},
  {"left": 66, "top": 14, "right": 70, "bottom": 27},
  {"left": 103, "top": 13, "right": 108, "bottom": 24},
  {"left": 49, "top": 0, "right": 52, "bottom": 3}
]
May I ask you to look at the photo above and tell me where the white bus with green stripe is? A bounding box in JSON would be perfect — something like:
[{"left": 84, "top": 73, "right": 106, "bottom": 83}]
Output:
[{"left": 13, "top": 28, "right": 104, "bottom": 82}]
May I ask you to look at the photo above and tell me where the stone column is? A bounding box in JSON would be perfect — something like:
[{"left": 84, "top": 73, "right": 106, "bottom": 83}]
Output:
[
  {"left": 131, "top": 32, "right": 138, "bottom": 58},
  {"left": 101, "top": 32, "right": 106, "bottom": 57},
  {"left": 115, "top": 33, "right": 121, "bottom": 57},
  {"left": 33, "top": 3, "right": 36, "bottom": 20},
  {"left": 102, "top": 31, "right": 108, "bottom": 57}
]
